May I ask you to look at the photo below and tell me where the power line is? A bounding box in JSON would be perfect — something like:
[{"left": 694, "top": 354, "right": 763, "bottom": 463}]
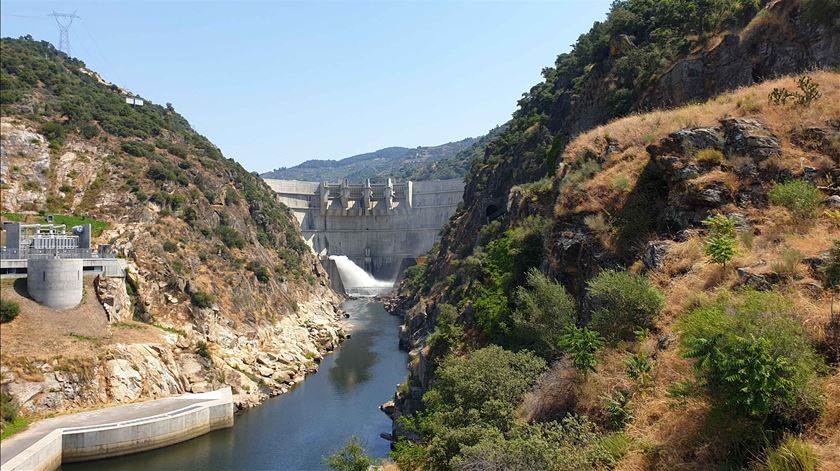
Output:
[{"left": 47, "top": 10, "right": 80, "bottom": 55}]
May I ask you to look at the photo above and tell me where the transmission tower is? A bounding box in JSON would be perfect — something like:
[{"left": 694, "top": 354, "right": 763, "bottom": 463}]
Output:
[{"left": 47, "top": 10, "right": 80, "bottom": 55}]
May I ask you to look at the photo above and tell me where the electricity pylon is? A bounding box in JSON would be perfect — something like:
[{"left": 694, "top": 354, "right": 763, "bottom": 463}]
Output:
[{"left": 47, "top": 10, "right": 80, "bottom": 55}]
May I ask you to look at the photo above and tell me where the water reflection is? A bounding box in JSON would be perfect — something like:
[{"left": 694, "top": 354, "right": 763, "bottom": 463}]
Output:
[{"left": 329, "top": 333, "right": 377, "bottom": 393}]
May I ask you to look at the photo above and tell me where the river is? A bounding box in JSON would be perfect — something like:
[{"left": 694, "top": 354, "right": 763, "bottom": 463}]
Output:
[{"left": 62, "top": 299, "right": 406, "bottom": 471}]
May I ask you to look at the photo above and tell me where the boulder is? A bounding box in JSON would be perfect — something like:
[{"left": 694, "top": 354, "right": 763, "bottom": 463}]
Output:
[
  {"left": 642, "top": 240, "right": 673, "bottom": 271},
  {"left": 106, "top": 359, "right": 143, "bottom": 402},
  {"left": 720, "top": 118, "right": 781, "bottom": 161},
  {"left": 648, "top": 127, "right": 723, "bottom": 157}
]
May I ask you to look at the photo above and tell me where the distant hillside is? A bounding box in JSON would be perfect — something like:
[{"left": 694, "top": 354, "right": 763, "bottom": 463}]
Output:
[{"left": 261, "top": 136, "right": 484, "bottom": 182}]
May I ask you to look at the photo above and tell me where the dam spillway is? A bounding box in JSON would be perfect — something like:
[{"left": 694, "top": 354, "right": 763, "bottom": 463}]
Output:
[{"left": 264, "top": 178, "right": 464, "bottom": 279}]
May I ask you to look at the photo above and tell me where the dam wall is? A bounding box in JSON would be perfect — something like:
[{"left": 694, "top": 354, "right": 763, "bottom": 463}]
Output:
[{"left": 265, "top": 178, "right": 464, "bottom": 279}]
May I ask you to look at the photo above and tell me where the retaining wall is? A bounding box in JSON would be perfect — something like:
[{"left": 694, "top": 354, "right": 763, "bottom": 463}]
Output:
[{"left": 0, "top": 388, "right": 234, "bottom": 471}]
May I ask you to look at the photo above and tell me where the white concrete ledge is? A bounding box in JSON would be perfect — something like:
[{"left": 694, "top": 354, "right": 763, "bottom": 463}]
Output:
[{"left": 1, "top": 388, "right": 234, "bottom": 471}]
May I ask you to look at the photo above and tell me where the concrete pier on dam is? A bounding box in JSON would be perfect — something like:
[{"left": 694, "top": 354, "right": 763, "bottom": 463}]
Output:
[{"left": 264, "top": 178, "right": 464, "bottom": 281}]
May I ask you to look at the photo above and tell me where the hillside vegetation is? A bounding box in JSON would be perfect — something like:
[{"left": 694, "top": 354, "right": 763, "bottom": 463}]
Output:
[
  {"left": 262, "top": 135, "right": 485, "bottom": 182},
  {"left": 0, "top": 37, "right": 344, "bottom": 422},
  {"left": 388, "top": 0, "right": 840, "bottom": 470}
]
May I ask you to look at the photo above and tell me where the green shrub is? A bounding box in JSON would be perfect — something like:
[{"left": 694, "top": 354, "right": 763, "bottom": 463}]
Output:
[
  {"left": 512, "top": 269, "right": 576, "bottom": 359},
  {"left": 324, "top": 436, "right": 377, "bottom": 471},
  {"left": 224, "top": 190, "right": 240, "bottom": 206},
  {"left": 218, "top": 226, "right": 245, "bottom": 249},
  {"left": 0, "top": 391, "right": 19, "bottom": 422},
  {"left": 146, "top": 165, "right": 177, "bottom": 182},
  {"left": 121, "top": 141, "right": 154, "bottom": 157},
  {"left": 703, "top": 214, "right": 740, "bottom": 267},
  {"left": 427, "top": 304, "right": 463, "bottom": 360},
  {"left": 769, "top": 180, "right": 823, "bottom": 221},
  {"left": 417, "top": 346, "right": 546, "bottom": 468},
  {"left": 40, "top": 121, "right": 66, "bottom": 148},
  {"left": 401, "top": 264, "right": 428, "bottom": 296},
  {"left": 190, "top": 291, "right": 214, "bottom": 309},
  {"left": 601, "top": 390, "right": 633, "bottom": 431},
  {"left": 625, "top": 351, "right": 653, "bottom": 387},
  {"left": 588, "top": 270, "right": 664, "bottom": 342},
  {"left": 196, "top": 340, "right": 210, "bottom": 359},
  {"left": 451, "top": 417, "right": 613, "bottom": 471},
  {"left": 558, "top": 325, "right": 604, "bottom": 376},
  {"left": 162, "top": 241, "right": 178, "bottom": 253},
  {"left": 182, "top": 206, "right": 197, "bottom": 224},
  {"left": 0, "top": 300, "right": 20, "bottom": 323},
  {"left": 678, "top": 290, "right": 824, "bottom": 426},
  {"left": 756, "top": 435, "right": 817, "bottom": 471}
]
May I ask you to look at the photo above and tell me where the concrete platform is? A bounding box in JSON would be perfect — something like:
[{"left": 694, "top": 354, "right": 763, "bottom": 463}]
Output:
[{"left": 0, "top": 388, "right": 234, "bottom": 471}]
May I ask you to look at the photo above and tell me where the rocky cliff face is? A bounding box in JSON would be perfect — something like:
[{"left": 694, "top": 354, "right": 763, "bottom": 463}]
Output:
[
  {"left": 0, "top": 38, "right": 345, "bottom": 415},
  {"left": 386, "top": 0, "right": 840, "bottom": 455}
]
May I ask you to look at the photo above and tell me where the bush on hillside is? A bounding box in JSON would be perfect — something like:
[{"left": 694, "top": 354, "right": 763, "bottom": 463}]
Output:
[
  {"left": 451, "top": 417, "right": 613, "bottom": 471},
  {"left": 402, "top": 264, "right": 428, "bottom": 297},
  {"left": 588, "top": 270, "right": 664, "bottom": 342},
  {"left": 769, "top": 180, "right": 823, "bottom": 221},
  {"left": 218, "top": 226, "right": 245, "bottom": 249},
  {"left": 0, "top": 300, "right": 20, "bottom": 323},
  {"left": 512, "top": 269, "right": 576, "bottom": 359},
  {"left": 703, "top": 214, "right": 740, "bottom": 267},
  {"left": 190, "top": 291, "right": 214, "bottom": 309},
  {"left": 558, "top": 325, "right": 604, "bottom": 377},
  {"left": 427, "top": 304, "right": 464, "bottom": 361},
  {"left": 409, "top": 346, "right": 546, "bottom": 469},
  {"left": 678, "top": 290, "right": 824, "bottom": 428},
  {"left": 0, "top": 391, "right": 19, "bottom": 422}
]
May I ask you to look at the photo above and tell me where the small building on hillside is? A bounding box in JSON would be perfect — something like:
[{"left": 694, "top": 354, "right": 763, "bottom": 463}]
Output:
[{"left": 0, "top": 221, "right": 126, "bottom": 309}]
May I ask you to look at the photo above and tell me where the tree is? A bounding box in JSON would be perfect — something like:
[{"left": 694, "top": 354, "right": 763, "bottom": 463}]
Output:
[
  {"left": 512, "top": 269, "right": 576, "bottom": 359},
  {"left": 416, "top": 346, "right": 547, "bottom": 468},
  {"left": 703, "top": 215, "right": 739, "bottom": 267},
  {"left": 324, "top": 436, "right": 377, "bottom": 471},
  {"left": 558, "top": 325, "right": 604, "bottom": 377}
]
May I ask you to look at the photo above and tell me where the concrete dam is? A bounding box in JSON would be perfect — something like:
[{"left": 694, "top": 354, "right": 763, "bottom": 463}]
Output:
[{"left": 264, "top": 178, "right": 464, "bottom": 281}]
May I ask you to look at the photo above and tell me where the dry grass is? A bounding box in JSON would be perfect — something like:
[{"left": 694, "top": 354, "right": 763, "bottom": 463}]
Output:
[
  {"left": 0, "top": 278, "right": 164, "bottom": 364},
  {"left": 544, "top": 72, "right": 840, "bottom": 470}
]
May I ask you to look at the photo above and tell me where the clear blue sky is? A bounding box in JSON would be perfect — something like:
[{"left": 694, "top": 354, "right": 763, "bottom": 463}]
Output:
[{"left": 1, "top": 0, "right": 612, "bottom": 173}]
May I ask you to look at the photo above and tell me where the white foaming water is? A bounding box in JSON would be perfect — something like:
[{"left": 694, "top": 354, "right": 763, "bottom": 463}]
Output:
[{"left": 329, "top": 255, "right": 393, "bottom": 296}]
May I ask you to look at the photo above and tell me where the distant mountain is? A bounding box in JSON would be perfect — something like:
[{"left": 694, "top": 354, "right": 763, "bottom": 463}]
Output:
[{"left": 261, "top": 136, "right": 483, "bottom": 182}]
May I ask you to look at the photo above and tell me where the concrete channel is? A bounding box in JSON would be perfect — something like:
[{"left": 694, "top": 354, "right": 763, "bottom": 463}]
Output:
[{"left": 0, "top": 388, "right": 234, "bottom": 471}]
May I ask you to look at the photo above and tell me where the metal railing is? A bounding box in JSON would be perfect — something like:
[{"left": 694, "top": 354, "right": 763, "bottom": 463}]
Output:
[{"left": 0, "top": 247, "right": 116, "bottom": 260}]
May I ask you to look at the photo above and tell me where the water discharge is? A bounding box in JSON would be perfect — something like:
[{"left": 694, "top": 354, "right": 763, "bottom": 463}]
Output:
[{"left": 329, "top": 255, "right": 393, "bottom": 296}]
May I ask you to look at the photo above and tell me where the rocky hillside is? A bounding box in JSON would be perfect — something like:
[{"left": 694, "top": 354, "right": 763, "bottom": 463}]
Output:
[
  {"left": 387, "top": 0, "right": 840, "bottom": 469},
  {"left": 0, "top": 37, "right": 345, "bottom": 417},
  {"left": 262, "top": 135, "right": 482, "bottom": 182}
]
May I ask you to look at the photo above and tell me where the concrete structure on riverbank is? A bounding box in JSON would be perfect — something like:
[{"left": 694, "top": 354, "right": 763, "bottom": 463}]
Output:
[
  {"left": 265, "top": 178, "right": 464, "bottom": 279},
  {"left": 0, "top": 221, "right": 126, "bottom": 309},
  {"left": 0, "top": 388, "right": 234, "bottom": 471}
]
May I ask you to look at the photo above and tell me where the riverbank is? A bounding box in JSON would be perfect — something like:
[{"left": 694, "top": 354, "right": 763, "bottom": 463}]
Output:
[
  {"left": 0, "top": 388, "right": 234, "bottom": 471},
  {"left": 59, "top": 299, "right": 407, "bottom": 470}
]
